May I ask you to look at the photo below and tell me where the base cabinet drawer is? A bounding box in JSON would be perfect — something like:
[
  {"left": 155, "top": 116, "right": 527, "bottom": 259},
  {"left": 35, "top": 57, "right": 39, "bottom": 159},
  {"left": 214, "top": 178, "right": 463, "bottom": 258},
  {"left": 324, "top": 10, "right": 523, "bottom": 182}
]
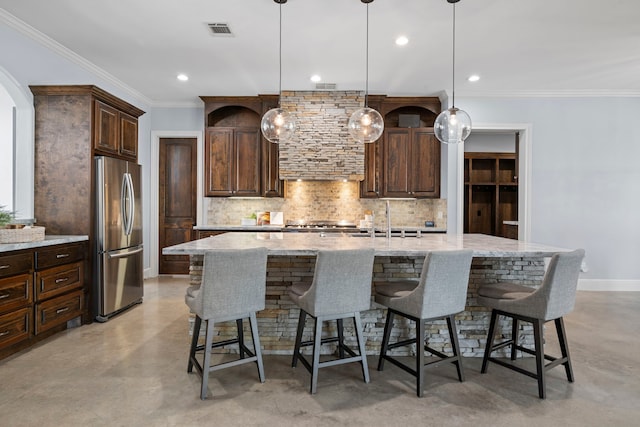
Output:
[
  {"left": 35, "top": 243, "right": 85, "bottom": 270},
  {"left": 35, "top": 262, "right": 83, "bottom": 300},
  {"left": 0, "top": 252, "right": 33, "bottom": 279},
  {"left": 0, "top": 307, "right": 32, "bottom": 348},
  {"left": 35, "top": 289, "right": 83, "bottom": 335},
  {"left": 0, "top": 273, "right": 32, "bottom": 313}
]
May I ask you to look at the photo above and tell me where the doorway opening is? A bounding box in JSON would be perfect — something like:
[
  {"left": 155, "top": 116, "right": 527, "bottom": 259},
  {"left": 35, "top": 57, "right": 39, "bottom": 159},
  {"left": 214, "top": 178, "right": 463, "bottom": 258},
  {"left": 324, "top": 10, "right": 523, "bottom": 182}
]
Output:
[{"left": 456, "top": 124, "right": 531, "bottom": 241}]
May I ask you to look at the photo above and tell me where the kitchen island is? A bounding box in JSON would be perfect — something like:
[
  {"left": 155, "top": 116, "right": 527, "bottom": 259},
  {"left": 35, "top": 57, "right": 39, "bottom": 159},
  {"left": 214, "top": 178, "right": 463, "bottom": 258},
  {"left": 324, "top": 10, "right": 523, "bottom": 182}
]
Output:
[{"left": 163, "top": 232, "right": 571, "bottom": 356}]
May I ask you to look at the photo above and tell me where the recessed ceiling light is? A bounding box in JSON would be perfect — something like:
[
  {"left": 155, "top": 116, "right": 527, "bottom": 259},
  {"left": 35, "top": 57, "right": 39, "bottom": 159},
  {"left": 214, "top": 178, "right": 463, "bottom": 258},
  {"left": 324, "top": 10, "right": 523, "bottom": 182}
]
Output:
[
  {"left": 177, "top": 74, "right": 189, "bottom": 82},
  {"left": 468, "top": 75, "right": 480, "bottom": 82},
  {"left": 310, "top": 74, "right": 322, "bottom": 83},
  {"left": 395, "top": 36, "right": 409, "bottom": 46}
]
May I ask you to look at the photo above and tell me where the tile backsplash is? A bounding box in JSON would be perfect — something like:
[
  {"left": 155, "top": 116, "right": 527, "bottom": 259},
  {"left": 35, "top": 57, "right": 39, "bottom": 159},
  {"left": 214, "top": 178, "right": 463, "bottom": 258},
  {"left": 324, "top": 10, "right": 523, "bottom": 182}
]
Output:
[{"left": 205, "top": 181, "right": 446, "bottom": 228}]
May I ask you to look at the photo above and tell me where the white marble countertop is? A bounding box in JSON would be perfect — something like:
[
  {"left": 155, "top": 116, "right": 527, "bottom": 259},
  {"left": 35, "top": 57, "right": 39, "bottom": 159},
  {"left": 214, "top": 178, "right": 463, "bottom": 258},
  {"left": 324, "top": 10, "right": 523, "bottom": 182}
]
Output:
[
  {"left": 0, "top": 235, "right": 88, "bottom": 253},
  {"left": 194, "top": 225, "right": 446, "bottom": 233},
  {"left": 163, "top": 232, "right": 570, "bottom": 257}
]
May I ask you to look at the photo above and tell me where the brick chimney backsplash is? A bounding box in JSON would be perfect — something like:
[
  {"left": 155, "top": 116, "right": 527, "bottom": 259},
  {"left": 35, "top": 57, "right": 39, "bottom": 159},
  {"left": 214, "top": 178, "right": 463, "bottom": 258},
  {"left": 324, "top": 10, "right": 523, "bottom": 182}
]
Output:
[
  {"left": 278, "top": 90, "right": 365, "bottom": 181},
  {"left": 205, "top": 181, "right": 446, "bottom": 228}
]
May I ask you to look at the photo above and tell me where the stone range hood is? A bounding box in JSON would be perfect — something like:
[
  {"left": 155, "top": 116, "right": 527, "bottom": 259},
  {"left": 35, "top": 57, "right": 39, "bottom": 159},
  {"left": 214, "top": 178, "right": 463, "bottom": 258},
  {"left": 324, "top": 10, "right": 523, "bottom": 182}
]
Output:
[{"left": 278, "top": 90, "right": 365, "bottom": 181}]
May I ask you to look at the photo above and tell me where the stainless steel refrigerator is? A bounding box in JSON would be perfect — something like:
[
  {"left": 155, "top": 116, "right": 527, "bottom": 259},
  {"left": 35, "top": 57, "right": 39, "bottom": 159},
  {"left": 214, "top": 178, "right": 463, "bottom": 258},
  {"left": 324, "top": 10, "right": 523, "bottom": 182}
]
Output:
[{"left": 95, "top": 156, "right": 144, "bottom": 321}]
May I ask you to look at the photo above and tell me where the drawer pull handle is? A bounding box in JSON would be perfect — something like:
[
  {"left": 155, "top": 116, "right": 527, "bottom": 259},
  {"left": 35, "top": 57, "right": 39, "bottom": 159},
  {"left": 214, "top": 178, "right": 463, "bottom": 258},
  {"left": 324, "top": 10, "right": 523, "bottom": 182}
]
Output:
[
  {"left": 55, "top": 277, "right": 69, "bottom": 284},
  {"left": 0, "top": 330, "right": 10, "bottom": 337},
  {"left": 0, "top": 293, "right": 9, "bottom": 300},
  {"left": 56, "top": 254, "right": 70, "bottom": 259},
  {"left": 0, "top": 265, "right": 10, "bottom": 270},
  {"left": 56, "top": 307, "right": 70, "bottom": 314}
]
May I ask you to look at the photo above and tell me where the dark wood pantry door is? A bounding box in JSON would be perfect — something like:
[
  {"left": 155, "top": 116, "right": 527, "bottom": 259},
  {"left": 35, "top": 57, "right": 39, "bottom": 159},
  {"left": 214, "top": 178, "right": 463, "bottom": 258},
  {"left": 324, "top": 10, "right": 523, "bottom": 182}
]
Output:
[{"left": 159, "top": 138, "right": 197, "bottom": 274}]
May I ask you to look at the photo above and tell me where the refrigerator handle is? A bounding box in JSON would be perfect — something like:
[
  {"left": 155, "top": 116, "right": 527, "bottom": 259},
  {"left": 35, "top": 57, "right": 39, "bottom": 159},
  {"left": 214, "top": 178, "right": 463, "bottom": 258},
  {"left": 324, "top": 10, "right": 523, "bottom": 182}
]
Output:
[
  {"left": 107, "top": 246, "right": 144, "bottom": 259},
  {"left": 121, "top": 173, "right": 129, "bottom": 235},
  {"left": 126, "top": 172, "right": 135, "bottom": 236}
]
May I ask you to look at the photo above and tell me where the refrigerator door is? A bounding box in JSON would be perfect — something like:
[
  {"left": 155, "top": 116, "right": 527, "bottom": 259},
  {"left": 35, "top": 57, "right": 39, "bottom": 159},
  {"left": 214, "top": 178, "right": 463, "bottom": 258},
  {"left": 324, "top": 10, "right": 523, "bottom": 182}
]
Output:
[
  {"left": 97, "top": 245, "right": 144, "bottom": 320},
  {"left": 96, "top": 156, "right": 129, "bottom": 252}
]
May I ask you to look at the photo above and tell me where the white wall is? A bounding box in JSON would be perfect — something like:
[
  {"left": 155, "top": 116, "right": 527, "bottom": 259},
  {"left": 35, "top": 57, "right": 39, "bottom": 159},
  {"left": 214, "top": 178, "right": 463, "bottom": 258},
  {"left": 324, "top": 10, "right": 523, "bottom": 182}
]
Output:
[
  {"left": 456, "top": 97, "right": 640, "bottom": 282},
  {"left": 0, "top": 84, "right": 13, "bottom": 211}
]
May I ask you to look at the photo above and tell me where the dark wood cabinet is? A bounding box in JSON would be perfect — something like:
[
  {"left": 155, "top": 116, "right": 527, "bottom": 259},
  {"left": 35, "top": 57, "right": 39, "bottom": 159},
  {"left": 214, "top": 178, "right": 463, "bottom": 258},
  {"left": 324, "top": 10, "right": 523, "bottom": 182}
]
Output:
[
  {"left": 30, "top": 85, "right": 144, "bottom": 322},
  {"left": 381, "top": 128, "right": 440, "bottom": 198},
  {"left": 0, "top": 241, "right": 87, "bottom": 360},
  {"left": 361, "top": 96, "right": 441, "bottom": 199},
  {"left": 94, "top": 100, "right": 139, "bottom": 161},
  {"left": 464, "top": 152, "right": 518, "bottom": 238},
  {"left": 205, "top": 127, "right": 261, "bottom": 196},
  {"left": 201, "top": 96, "right": 282, "bottom": 197}
]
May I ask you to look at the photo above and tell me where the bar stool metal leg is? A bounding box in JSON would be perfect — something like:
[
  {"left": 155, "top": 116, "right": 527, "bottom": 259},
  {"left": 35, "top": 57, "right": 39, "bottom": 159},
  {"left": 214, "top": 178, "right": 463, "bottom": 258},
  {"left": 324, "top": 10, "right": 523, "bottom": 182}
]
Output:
[
  {"left": 292, "top": 309, "right": 306, "bottom": 368},
  {"left": 353, "top": 312, "right": 370, "bottom": 384},
  {"left": 188, "top": 315, "right": 202, "bottom": 373},
  {"left": 249, "top": 312, "right": 265, "bottom": 383},
  {"left": 378, "top": 310, "right": 394, "bottom": 371},
  {"left": 481, "top": 310, "right": 500, "bottom": 374},
  {"left": 555, "top": 317, "right": 574, "bottom": 382},
  {"left": 447, "top": 315, "right": 465, "bottom": 382},
  {"left": 511, "top": 318, "right": 519, "bottom": 360},
  {"left": 416, "top": 319, "right": 425, "bottom": 397},
  {"left": 533, "top": 318, "right": 546, "bottom": 399}
]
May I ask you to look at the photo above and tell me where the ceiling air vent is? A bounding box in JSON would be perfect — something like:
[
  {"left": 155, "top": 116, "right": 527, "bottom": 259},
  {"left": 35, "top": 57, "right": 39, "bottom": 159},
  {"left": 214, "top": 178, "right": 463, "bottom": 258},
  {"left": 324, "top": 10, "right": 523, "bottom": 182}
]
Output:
[
  {"left": 207, "top": 23, "right": 233, "bottom": 36},
  {"left": 315, "top": 83, "right": 337, "bottom": 90}
]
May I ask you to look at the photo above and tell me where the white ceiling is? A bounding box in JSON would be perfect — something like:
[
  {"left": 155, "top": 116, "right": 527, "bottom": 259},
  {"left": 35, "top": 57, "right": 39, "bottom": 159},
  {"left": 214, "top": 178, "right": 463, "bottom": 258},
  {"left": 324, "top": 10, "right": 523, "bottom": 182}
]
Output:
[{"left": 1, "top": 0, "right": 639, "bottom": 107}]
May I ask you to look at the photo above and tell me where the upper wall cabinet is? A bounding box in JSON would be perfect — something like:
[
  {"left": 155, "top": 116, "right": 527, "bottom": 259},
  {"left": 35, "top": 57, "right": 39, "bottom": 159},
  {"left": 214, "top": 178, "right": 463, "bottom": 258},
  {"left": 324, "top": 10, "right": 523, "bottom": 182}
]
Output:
[
  {"left": 94, "top": 100, "right": 140, "bottom": 160},
  {"left": 200, "top": 96, "right": 282, "bottom": 197},
  {"left": 361, "top": 96, "right": 441, "bottom": 199}
]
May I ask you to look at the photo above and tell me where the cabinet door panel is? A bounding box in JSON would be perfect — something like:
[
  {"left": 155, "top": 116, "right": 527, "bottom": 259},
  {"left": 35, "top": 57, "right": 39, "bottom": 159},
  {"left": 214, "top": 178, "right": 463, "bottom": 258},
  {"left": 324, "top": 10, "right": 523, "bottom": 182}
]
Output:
[
  {"left": 94, "top": 101, "right": 119, "bottom": 155},
  {"left": 234, "top": 128, "right": 261, "bottom": 196},
  {"left": 410, "top": 130, "right": 440, "bottom": 197},
  {"left": 382, "top": 128, "right": 411, "bottom": 197},
  {"left": 205, "top": 128, "right": 234, "bottom": 196},
  {"left": 119, "top": 112, "right": 138, "bottom": 160}
]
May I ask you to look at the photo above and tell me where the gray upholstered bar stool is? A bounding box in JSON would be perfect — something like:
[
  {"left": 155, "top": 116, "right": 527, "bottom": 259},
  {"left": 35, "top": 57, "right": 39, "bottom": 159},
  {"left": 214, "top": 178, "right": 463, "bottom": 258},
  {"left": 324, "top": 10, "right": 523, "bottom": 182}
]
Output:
[
  {"left": 185, "top": 247, "right": 268, "bottom": 400},
  {"left": 374, "top": 249, "right": 474, "bottom": 397},
  {"left": 289, "top": 249, "right": 375, "bottom": 394},
  {"left": 478, "top": 249, "right": 585, "bottom": 399}
]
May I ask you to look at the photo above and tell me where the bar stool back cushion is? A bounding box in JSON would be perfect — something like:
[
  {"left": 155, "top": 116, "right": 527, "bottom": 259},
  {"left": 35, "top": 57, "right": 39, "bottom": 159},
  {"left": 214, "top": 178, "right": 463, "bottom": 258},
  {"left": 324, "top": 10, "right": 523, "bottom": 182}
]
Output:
[
  {"left": 293, "top": 249, "right": 375, "bottom": 317},
  {"left": 186, "top": 247, "right": 268, "bottom": 321},
  {"left": 376, "top": 250, "right": 475, "bottom": 320},
  {"left": 478, "top": 249, "right": 584, "bottom": 321}
]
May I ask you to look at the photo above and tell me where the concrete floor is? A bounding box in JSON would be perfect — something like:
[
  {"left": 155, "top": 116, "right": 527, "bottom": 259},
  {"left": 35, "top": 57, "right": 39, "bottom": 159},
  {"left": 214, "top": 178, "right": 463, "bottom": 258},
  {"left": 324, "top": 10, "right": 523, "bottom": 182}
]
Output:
[{"left": 1, "top": 276, "right": 638, "bottom": 427}]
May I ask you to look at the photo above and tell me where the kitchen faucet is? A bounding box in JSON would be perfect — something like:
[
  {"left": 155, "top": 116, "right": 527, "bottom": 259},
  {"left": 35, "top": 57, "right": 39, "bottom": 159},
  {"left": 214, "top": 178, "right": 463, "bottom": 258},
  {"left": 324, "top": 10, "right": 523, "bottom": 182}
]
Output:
[{"left": 386, "top": 200, "right": 391, "bottom": 238}]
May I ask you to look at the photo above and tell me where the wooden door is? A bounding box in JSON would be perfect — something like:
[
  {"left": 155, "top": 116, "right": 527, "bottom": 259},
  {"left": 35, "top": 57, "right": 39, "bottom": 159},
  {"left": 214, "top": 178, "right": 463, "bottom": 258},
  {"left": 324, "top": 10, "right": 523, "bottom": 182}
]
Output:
[{"left": 159, "top": 138, "right": 197, "bottom": 275}]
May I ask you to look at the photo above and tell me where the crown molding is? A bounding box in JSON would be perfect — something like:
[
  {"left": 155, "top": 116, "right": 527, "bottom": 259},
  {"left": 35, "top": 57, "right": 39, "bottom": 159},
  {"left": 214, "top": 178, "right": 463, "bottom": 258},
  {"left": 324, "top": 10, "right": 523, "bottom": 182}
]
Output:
[
  {"left": 460, "top": 89, "right": 640, "bottom": 98},
  {"left": 0, "top": 9, "right": 153, "bottom": 106}
]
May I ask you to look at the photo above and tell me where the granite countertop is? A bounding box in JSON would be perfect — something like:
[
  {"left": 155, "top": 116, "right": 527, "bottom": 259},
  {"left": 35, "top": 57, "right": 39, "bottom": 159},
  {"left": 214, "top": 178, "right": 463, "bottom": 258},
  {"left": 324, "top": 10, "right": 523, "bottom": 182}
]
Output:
[
  {"left": 194, "top": 225, "right": 446, "bottom": 233},
  {"left": 0, "top": 235, "right": 89, "bottom": 253},
  {"left": 163, "top": 232, "right": 570, "bottom": 258}
]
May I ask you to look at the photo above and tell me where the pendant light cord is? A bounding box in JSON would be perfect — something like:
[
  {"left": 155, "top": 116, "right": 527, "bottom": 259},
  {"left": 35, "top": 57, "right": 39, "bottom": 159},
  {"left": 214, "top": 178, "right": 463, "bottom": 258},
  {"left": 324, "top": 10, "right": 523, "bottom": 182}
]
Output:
[
  {"left": 451, "top": 2, "right": 456, "bottom": 108},
  {"left": 278, "top": 1, "right": 283, "bottom": 108},
  {"left": 365, "top": 2, "right": 369, "bottom": 108}
]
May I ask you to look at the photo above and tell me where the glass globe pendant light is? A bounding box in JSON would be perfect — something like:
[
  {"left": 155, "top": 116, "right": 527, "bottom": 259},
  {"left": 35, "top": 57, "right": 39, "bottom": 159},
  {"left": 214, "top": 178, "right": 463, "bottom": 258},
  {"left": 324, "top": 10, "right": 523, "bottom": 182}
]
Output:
[
  {"left": 348, "top": 0, "right": 384, "bottom": 144},
  {"left": 434, "top": 0, "right": 472, "bottom": 145},
  {"left": 261, "top": 0, "right": 295, "bottom": 144}
]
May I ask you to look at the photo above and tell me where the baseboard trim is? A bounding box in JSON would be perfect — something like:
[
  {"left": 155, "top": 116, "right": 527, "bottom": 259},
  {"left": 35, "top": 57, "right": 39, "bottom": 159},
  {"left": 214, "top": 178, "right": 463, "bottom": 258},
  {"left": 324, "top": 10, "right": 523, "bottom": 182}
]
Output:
[{"left": 578, "top": 279, "right": 640, "bottom": 292}]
